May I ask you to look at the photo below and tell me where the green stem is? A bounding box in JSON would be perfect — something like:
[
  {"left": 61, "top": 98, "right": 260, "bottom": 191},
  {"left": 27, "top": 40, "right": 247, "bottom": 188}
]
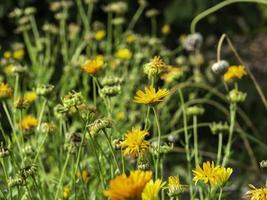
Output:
[
  {"left": 216, "top": 133, "right": 223, "bottom": 165},
  {"left": 152, "top": 107, "right": 161, "bottom": 179},
  {"left": 178, "top": 89, "right": 193, "bottom": 199},
  {"left": 218, "top": 188, "right": 223, "bottom": 200},
  {"left": 193, "top": 115, "right": 199, "bottom": 165},
  {"left": 127, "top": 4, "right": 145, "bottom": 31},
  {"left": 37, "top": 99, "right": 47, "bottom": 130},
  {"left": 222, "top": 102, "right": 236, "bottom": 166},
  {"left": 191, "top": 0, "right": 267, "bottom": 33}
]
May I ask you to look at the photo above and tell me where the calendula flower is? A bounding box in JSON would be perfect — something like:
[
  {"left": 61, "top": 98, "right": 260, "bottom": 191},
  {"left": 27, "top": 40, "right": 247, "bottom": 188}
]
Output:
[
  {"left": 167, "top": 176, "right": 187, "bottom": 197},
  {"left": 126, "top": 34, "right": 136, "bottom": 44},
  {"left": 161, "top": 24, "right": 171, "bottom": 35},
  {"left": 120, "top": 127, "right": 150, "bottom": 157},
  {"left": 13, "top": 48, "right": 25, "bottom": 60},
  {"left": 243, "top": 184, "right": 267, "bottom": 200},
  {"left": 142, "top": 179, "right": 165, "bottom": 200},
  {"left": 24, "top": 91, "right": 37, "bottom": 103},
  {"left": 144, "top": 56, "right": 167, "bottom": 78},
  {"left": 76, "top": 169, "right": 90, "bottom": 183},
  {"left": 134, "top": 86, "right": 169, "bottom": 105},
  {"left": 63, "top": 186, "right": 71, "bottom": 199},
  {"left": 95, "top": 30, "right": 106, "bottom": 41},
  {"left": 115, "top": 48, "right": 132, "bottom": 60},
  {"left": 0, "top": 83, "right": 13, "bottom": 99},
  {"left": 20, "top": 115, "right": 38, "bottom": 131},
  {"left": 223, "top": 65, "right": 247, "bottom": 82},
  {"left": 104, "top": 170, "right": 152, "bottom": 200},
  {"left": 82, "top": 57, "right": 104, "bottom": 75},
  {"left": 193, "top": 161, "right": 233, "bottom": 187}
]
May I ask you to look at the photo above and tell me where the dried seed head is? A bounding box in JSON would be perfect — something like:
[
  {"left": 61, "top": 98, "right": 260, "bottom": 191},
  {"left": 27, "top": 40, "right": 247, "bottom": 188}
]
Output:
[
  {"left": 186, "top": 106, "right": 205, "bottom": 116},
  {"left": 209, "top": 122, "right": 229, "bottom": 135},
  {"left": 54, "top": 104, "right": 68, "bottom": 119},
  {"left": 100, "top": 85, "right": 121, "bottom": 97},
  {"left": 183, "top": 33, "right": 203, "bottom": 52},
  {"left": 65, "top": 132, "right": 82, "bottom": 153},
  {"left": 62, "top": 91, "right": 84, "bottom": 109},
  {"left": 36, "top": 84, "right": 54, "bottom": 96},
  {"left": 211, "top": 60, "right": 229, "bottom": 74},
  {"left": 101, "top": 77, "right": 123, "bottom": 86},
  {"left": 145, "top": 9, "right": 160, "bottom": 18},
  {"left": 86, "top": 118, "right": 112, "bottom": 138}
]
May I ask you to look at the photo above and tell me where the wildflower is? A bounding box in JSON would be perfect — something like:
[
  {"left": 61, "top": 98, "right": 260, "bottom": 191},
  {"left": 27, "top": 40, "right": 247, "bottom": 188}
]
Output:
[
  {"left": 3, "top": 64, "right": 14, "bottom": 76},
  {"left": 243, "top": 184, "right": 267, "bottom": 200},
  {"left": 115, "top": 48, "right": 132, "bottom": 60},
  {"left": 161, "top": 24, "right": 171, "bottom": 35},
  {"left": 20, "top": 115, "right": 38, "bottom": 131},
  {"left": 126, "top": 34, "right": 136, "bottom": 44},
  {"left": 3, "top": 51, "right": 12, "bottom": 59},
  {"left": 167, "top": 176, "right": 187, "bottom": 197},
  {"left": 0, "top": 83, "right": 13, "bottom": 99},
  {"left": 160, "top": 66, "right": 183, "bottom": 83},
  {"left": 193, "top": 161, "right": 233, "bottom": 187},
  {"left": 24, "top": 91, "right": 37, "bottom": 103},
  {"left": 211, "top": 60, "right": 229, "bottom": 74},
  {"left": 62, "top": 91, "right": 84, "bottom": 109},
  {"left": 63, "top": 186, "right": 71, "bottom": 199},
  {"left": 95, "top": 30, "right": 106, "bottom": 41},
  {"left": 101, "top": 85, "right": 121, "bottom": 97},
  {"left": 104, "top": 170, "right": 152, "bottom": 200},
  {"left": 13, "top": 49, "right": 25, "bottom": 60},
  {"left": 134, "top": 86, "right": 169, "bottom": 105},
  {"left": 77, "top": 169, "right": 90, "bottom": 183},
  {"left": 223, "top": 65, "right": 247, "bottom": 82},
  {"left": 82, "top": 57, "right": 103, "bottom": 75},
  {"left": 120, "top": 127, "right": 150, "bottom": 158},
  {"left": 115, "top": 111, "right": 125, "bottom": 121},
  {"left": 144, "top": 56, "right": 167, "bottom": 78},
  {"left": 141, "top": 179, "right": 165, "bottom": 200}
]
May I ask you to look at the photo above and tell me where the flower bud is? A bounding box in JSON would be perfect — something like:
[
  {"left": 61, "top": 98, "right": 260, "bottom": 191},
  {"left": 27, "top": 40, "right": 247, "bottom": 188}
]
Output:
[
  {"left": 183, "top": 33, "right": 203, "bottom": 52},
  {"left": 36, "top": 84, "right": 54, "bottom": 96},
  {"left": 62, "top": 91, "right": 84, "bottom": 109},
  {"left": 209, "top": 122, "right": 229, "bottom": 135},
  {"left": 186, "top": 106, "right": 205, "bottom": 116},
  {"left": 86, "top": 118, "right": 112, "bottom": 138},
  {"left": 101, "top": 85, "right": 121, "bottom": 97},
  {"left": 211, "top": 60, "right": 229, "bottom": 74},
  {"left": 227, "top": 89, "right": 247, "bottom": 103}
]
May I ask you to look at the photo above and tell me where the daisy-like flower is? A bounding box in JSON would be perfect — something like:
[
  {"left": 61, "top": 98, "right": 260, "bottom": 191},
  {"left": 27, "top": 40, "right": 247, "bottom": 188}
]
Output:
[
  {"left": 104, "top": 170, "right": 152, "bottom": 200},
  {"left": 95, "top": 30, "right": 106, "bottom": 41},
  {"left": 144, "top": 56, "right": 167, "bottom": 78},
  {"left": 115, "top": 48, "right": 132, "bottom": 60},
  {"left": 134, "top": 86, "right": 169, "bottom": 105},
  {"left": 141, "top": 179, "right": 165, "bottom": 200},
  {"left": 243, "top": 184, "right": 267, "bottom": 200},
  {"left": 20, "top": 115, "right": 38, "bottom": 131},
  {"left": 223, "top": 65, "right": 247, "bottom": 82},
  {"left": 24, "top": 91, "right": 37, "bottom": 103},
  {"left": 167, "top": 176, "right": 187, "bottom": 197},
  {"left": 81, "top": 57, "right": 104, "bottom": 75},
  {"left": 0, "top": 83, "right": 13, "bottom": 99},
  {"left": 192, "top": 161, "right": 232, "bottom": 187},
  {"left": 120, "top": 127, "right": 150, "bottom": 158},
  {"left": 13, "top": 48, "right": 25, "bottom": 60}
]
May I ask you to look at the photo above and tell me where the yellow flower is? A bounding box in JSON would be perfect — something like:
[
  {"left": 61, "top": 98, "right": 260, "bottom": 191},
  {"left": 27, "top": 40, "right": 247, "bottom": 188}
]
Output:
[
  {"left": 13, "top": 48, "right": 25, "bottom": 60},
  {"left": 167, "top": 176, "right": 187, "bottom": 196},
  {"left": 144, "top": 56, "right": 167, "bottom": 78},
  {"left": 76, "top": 169, "right": 90, "bottom": 183},
  {"left": 243, "top": 184, "right": 267, "bottom": 200},
  {"left": 161, "top": 24, "right": 171, "bottom": 35},
  {"left": 20, "top": 115, "right": 38, "bottom": 131},
  {"left": 142, "top": 179, "right": 165, "bottom": 200},
  {"left": 3, "top": 64, "right": 14, "bottom": 76},
  {"left": 192, "top": 161, "right": 233, "bottom": 187},
  {"left": 95, "top": 30, "right": 106, "bottom": 41},
  {"left": 3, "top": 51, "right": 12, "bottom": 59},
  {"left": 115, "top": 48, "right": 132, "bottom": 60},
  {"left": 126, "top": 34, "right": 136, "bottom": 44},
  {"left": 160, "top": 65, "right": 183, "bottom": 83},
  {"left": 81, "top": 57, "right": 104, "bottom": 75},
  {"left": 120, "top": 127, "right": 150, "bottom": 158},
  {"left": 63, "top": 186, "right": 71, "bottom": 199},
  {"left": 104, "top": 170, "right": 152, "bottom": 200},
  {"left": 223, "top": 65, "right": 247, "bottom": 82},
  {"left": 134, "top": 86, "right": 169, "bottom": 105},
  {"left": 0, "top": 83, "right": 12, "bottom": 99},
  {"left": 24, "top": 91, "right": 37, "bottom": 103},
  {"left": 115, "top": 111, "right": 125, "bottom": 121}
]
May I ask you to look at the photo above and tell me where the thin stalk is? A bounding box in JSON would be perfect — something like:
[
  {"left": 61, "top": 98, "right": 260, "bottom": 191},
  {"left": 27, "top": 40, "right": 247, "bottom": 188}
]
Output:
[
  {"left": 37, "top": 99, "right": 47, "bottom": 130},
  {"left": 222, "top": 102, "right": 236, "bottom": 166},
  {"left": 127, "top": 4, "right": 145, "bottom": 31},
  {"left": 218, "top": 188, "right": 223, "bottom": 200},
  {"left": 178, "top": 89, "right": 193, "bottom": 198},
  {"left": 191, "top": 0, "right": 267, "bottom": 33},
  {"left": 216, "top": 133, "right": 223, "bottom": 165},
  {"left": 152, "top": 107, "right": 161, "bottom": 179},
  {"left": 193, "top": 115, "right": 199, "bottom": 165}
]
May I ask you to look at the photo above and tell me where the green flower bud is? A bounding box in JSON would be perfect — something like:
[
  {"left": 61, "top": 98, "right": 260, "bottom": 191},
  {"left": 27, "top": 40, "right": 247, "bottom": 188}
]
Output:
[
  {"left": 62, "top": 91, "right": 84, "bottom": 109},
  {"left": 227, "top": 89, "right": 247, "bottom": 103},
  {"left": 36, "top": 84, "right": 54, "bottom": 96},
  {"left": 260, "top": 160, "right": 267, "bottom": 168},
  {"left": 186, "top": 106, "right": 205, "bottom": 116},
  {"left": 101, "top": 85, "right": 121, "bottom": 97},
  {"left": 209, "top": 122, "right": 229, "bottom": 135},
  {"left": 101, "top": 77, "right": 123, "bottom": 86}
]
